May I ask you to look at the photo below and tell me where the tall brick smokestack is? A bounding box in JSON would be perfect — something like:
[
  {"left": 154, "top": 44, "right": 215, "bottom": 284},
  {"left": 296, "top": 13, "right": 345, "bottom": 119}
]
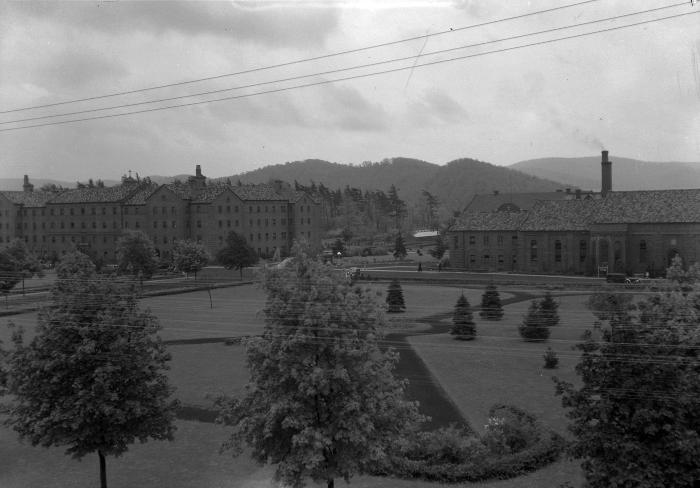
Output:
[{"left": 601, "top": 150, "right": 612, "bottom": 197}]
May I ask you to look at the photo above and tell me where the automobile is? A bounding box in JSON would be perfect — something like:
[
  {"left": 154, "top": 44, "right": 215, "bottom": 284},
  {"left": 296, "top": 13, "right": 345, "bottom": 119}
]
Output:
[{"left": 606, "top": 273, "right": 640, "bottom": 286}]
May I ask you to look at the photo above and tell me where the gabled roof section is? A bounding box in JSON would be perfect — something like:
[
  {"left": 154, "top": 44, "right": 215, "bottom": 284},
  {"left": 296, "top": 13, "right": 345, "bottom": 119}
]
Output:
[
  {"left": 452, "top": 211, "right": 528, "bottom": 232},
  {"left": 0, "top": 191, "right": 54, "bottom": 207},
  {"left": 464, "top": 192, "right": 573, "bottom": 213},
  {"left": 231, "top": 184, "right": 288, "bottom": 202},
  {"left": 594, "top": 190, "right": 700, "bottom": 224},
  {"left": 520, "top": 199, "right": 602, "bottom": 231},
  {"left": 48, "top": 183, "right": 149, "bottom": 204}
]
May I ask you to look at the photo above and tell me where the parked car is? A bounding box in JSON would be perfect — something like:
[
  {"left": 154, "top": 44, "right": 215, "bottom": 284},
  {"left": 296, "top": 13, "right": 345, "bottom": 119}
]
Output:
[{"left": 606, "top": 273, "right": 641, "bottom": 285}]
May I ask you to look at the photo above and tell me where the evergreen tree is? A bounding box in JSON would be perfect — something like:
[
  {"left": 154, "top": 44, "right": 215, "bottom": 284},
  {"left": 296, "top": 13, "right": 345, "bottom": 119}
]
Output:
[
  {"left": 539, "top": 292, "right": 559, "bottom": 327},
  {"left": 429, "top": 233, "right": 447, "bottom": 261},
  {"left": 518, "top": 300, "right": 550, "bottom": 341},
  {"left": 393, "top": 233, "right": 407, "bottom": 260},
  {"left": 479, "top": 283, "right": 504, "bottom": 320},
  {"left": 5, "top": 251, "right": 178, "bottom": 488},
  {"left": 451, "top": 293, "right": 475, "bottom": 340},
  {"left": 386, "top": 279, "right": 406, "bottom": 313},
  {"left": 217, "top": 244, "right": 423, "bottom": 488},
  {"left": 555, "top": 269, "right": 700, "bottom": 487}
]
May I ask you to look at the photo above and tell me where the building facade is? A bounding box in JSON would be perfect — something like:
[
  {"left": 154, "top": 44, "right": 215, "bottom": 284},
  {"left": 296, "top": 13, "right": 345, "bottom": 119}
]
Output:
[
  {"left": 449, "top": 152, "right": 700, "bottom": 276},
  {"left": 0, "top": 166, "right": 321, "bottom": 262}
]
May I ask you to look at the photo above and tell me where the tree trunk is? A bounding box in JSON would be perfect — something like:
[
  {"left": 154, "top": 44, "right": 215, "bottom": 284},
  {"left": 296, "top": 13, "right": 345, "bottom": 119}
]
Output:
[
  {"left": 327, "top": 479, "right": 334, "bottom": 488},
  {"left": 98, "top": 450, "right": 107, "bottom": 488}
]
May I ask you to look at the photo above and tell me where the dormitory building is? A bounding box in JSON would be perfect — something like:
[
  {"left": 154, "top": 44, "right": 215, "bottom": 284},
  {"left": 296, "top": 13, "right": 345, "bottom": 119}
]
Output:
[{"left": 0, "top": 165, "right": 321, "bottom": 262}]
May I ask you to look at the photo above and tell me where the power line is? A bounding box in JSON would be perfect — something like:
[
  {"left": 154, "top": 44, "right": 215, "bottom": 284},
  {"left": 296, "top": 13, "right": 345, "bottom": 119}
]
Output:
[
  {"left": 0, "top": 0, "right": 601, "bottom": 115},
  {"left": 1, "top": 1, "right": 686, "bottom": 126},
  {"left": 1, "top": 9, "right": 697, "bottom": 133}
]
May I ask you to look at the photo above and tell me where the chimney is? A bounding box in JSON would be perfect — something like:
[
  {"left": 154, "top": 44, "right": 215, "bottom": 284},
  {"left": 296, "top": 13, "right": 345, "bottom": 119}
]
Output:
[
  {"left": 195, "top": 164, "right": 202, "bottom": 177},
  {"left": 23, "top": 175, "right": 34, "bottom": 193},
  {"left": 601, "top": 150, "right": 612, "bottom": 197},
  {"left": 575, "top": 189, "right": 582, "bottom": 199},
  {"left": 565, "top": 188, "right": 571, "bottom": 194}
]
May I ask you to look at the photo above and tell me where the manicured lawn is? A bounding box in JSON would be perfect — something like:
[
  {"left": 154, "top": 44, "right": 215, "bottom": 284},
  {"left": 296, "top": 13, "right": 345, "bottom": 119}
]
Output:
[
  {"left": 168, "top": 343, "right": 248, "bottom": 407},
  {"left": 0, "top": 418, "right": 583, "bottom": 488}
]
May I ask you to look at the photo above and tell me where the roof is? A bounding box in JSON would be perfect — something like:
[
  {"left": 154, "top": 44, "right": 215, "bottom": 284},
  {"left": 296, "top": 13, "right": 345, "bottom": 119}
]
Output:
[
  {"left": 232, "top": 184, "right": 289, "bottom": 202},
  {"left": 452, "top": 211, "right": 528, "bottom": 231},
  {"left": 464, "top": 191, "right": 574, "bottom": 213},
  {"left": 123, "top": 184, "right": 160, "bottom": 205},
  {"left": 520, "top": 199, "right": 602, "bottom": 231},
  {"left": 0, "top": 191, "right": 54, "bottom": 207},
  {"left": 48, "top": 184, "right": 145, "bottom": 204},
  {"left": 594, "top": 190, "right": 700, "bottom": 224}
]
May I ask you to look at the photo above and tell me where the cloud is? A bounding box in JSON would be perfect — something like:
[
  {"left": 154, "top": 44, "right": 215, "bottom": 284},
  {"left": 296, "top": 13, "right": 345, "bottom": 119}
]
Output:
[
  {"left": 317, "top": 84, "right": 388, "bottom": 131},
  {"left": 6, "top": 1, "right": 340, "bottom": 48}
]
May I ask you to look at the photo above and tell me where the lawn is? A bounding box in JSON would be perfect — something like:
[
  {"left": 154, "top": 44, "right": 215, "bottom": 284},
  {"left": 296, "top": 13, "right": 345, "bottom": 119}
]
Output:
[{"left": 1, "top": 283, "right": 587, "bottom": 487}]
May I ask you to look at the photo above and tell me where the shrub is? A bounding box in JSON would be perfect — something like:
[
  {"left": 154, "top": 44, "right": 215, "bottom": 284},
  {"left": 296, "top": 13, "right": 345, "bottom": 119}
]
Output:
[
  {"left": 479, "top": 284, "right": 504, "bottom": 320},
  {"left": 518, "top": 300, "right": 550, "bottom": 341},
  {"left": 386, "top": 279, "right": 406, "bottom": 313},
  {"left": 374, "top": 404, "right": 564, "bottom": 483},
  {"left": 543, "top": 348, "right": 559, "bottom": 369},
  {"left": 451, "top": 294, "right": 476, "bottom": 340}
]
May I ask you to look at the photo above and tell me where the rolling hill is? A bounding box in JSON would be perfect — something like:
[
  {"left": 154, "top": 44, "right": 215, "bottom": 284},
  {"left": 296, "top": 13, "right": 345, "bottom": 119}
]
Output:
[{"left": 510, "top": 156, "right": 700, "bottom": 191}]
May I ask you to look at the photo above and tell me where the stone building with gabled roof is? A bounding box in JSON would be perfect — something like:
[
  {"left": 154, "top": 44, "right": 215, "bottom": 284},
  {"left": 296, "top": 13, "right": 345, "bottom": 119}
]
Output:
[
  {"left": 449, "top": 152, "right": 700, "bottom": 276},
  {"left": 0, "top": 165, "right": 321, "bottom": 264}
]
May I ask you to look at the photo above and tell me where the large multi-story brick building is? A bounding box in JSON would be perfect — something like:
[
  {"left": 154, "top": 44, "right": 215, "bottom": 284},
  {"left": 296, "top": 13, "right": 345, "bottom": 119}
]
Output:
[
  {"left": 449, "top": 151, "right": 700, "bottom": 276},
  {"left": 0, "top": 166, "right": 321, "bottom": 262}
]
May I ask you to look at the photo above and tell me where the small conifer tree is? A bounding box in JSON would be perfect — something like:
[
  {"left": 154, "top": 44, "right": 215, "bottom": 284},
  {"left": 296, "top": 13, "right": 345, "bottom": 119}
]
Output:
[
  {"left": 479, "top": 283, "right": 504, "bottom": 320},
  {"left": 543, "top": 347, "right": 559, "bottom": 369},
  {"left": 386, "top": 279, "right": 406, "bottom": 313},
  {"left": 451, "top": 294, "right": 476, "bottom": 340},
  {"left": 539, "top": 292, "right": 560, "bottom": 327},
  {"left": 518, "top": 300, "right": 550, "bottom": 341}
]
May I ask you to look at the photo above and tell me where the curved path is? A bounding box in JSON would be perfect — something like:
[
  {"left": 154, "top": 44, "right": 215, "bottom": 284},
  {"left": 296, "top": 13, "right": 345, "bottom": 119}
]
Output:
[
  {"left": 172, "top": 288, "right": 538, "bottom": 427},
  {"left": 385, "top": 289, "right": 536, "bottom": 430}
]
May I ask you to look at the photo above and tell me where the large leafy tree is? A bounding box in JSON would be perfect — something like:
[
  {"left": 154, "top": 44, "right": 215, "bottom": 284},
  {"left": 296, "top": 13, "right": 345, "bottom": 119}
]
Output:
[
  {"left": 217, "top": 244, "right": 423, "bottom": 488},
  {"left": 429, "top": 232, "right": 447, "bottom": 261},
  {"left": 216, "top": 231, "right": 258, "bottom": 278},
  {"left": 115, "top": 230, "right": 158, "bottom": 282},
  {"left": 0, "top": 249, "right": 21, "bottom": 305},
  {"left": 4, "top": 251, "right": 178, "bottom": 488},
  {"left": 555, "top": 261, "right": 700, "bottom": 487},
  {"left": 172, "top": 239, "right": 210, "bottom": 279},
  {"left": 4, "top": 238, "right": 44, "bottom": 294}
]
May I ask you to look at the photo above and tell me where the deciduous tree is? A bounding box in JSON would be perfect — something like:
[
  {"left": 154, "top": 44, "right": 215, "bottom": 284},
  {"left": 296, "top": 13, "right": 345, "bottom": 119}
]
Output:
[
  {"left": 555, "top": 259, "right": 700, "bottom": 487},
  {"left": 115, "top": 230, "right": 158, "bottom": 282},
  {"left": 429, "top": 233, "right": 447, "bottom": 261},
  {"left": 216, "top": 231, "right": 258, "bottom": 279},
  {"left": 217, "top": 244, "right": 423, "bottom": 488},
  {"left": 172, "top": 239, "right": 210, "bottom": 279},
  {"left": 4, "top": 239, "right": 44, "bottom": 294},
  {"left": 4, "top": 251, "right": 178, "bottom": 488}
]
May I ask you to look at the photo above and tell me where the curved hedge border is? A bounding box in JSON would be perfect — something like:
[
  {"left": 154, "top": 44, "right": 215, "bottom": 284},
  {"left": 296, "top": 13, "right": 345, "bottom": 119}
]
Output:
[{"left": 373, "top": 404, "right": 566, "bottom": 483}]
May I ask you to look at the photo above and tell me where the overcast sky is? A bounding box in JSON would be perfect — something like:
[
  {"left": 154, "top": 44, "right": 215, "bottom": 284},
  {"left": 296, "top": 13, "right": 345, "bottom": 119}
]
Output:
[{"left": 1, "top": 0, "right": 699, "bottom": 182}]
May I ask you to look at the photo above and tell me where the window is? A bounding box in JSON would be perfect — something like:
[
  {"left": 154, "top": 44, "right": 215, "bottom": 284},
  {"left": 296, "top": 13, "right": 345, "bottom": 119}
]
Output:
[
  {"left": 102, "top": 207, "right": 106, "bottom": 215},
  {"left": 272, "top": 232, "right": 276, "bottom": 240},
  {"left": 196, "top": 220, "right": 201, "bottom": 228},
  {"left": 171, "top": 221, "right": 176, "bottom": 228},
  {"left": 265, "top": 218, "right": 269, "bottom": 226},
  {"left": 483, "top": 234, "right": 490, "bottom": 246},
  {"left": 218, "top": 220, "right": 223, "bottom": 228},
  {"left": 171, "top": 206, "right": 176, "bottom": 215},
  {"left": 162, "top": 221, "right": 167, "bottom": 228},
  {"left": 250, "top": 234, "right": 254, "bottom": 241},
  {"left": 234, "top": 205, "right": 239, "bottom": 213},
  {"left": 530, "top": 240, "right": 538, "bottom": 262},
  {"left": 218, "top": 206, "right": 222, "bottom": 213},
  {"left": 153, "top": 222, "right": 158, "bottom": 229},
  {"left": 482, "top": 254, "right": 490, "bottom": 264},
  {"left": 91, "top": 207, "right": 96, "bottom": 215},
  {"left": 125, "top": 207, "right": 130, "bottom": 215},
  {"left": 235, "top": 220, "right": 239, "bottom": 227},
  {"left": 135, "top": 221, "right": 140, "bottom": 229},
  {"left": 257, "top": 206, "right": 260, "bottom": 213},
  {"left": 579, "top": 240, "right": 587, "bottom": 263},
  {"left": 497, "top": 235, "right": 504, "bottom": 247},
  {"left": 272, "top": 218, "right": 276, "bottom": 226},
  {"left": 498, "top": 255, "right": 504, "bottom": 265},
  {"left": 639, "top": 240, "right": 647, "bottom": 263},
  {"left": 281, "top": 232, "right": 287, "bottom": 239},
  {"left": 555, "top": 240, "right": 562, "bottom": 263},
  {"left": 92, "top": 222, "right": 96, "bottom": 229},
  {"left": 226, "top": 205, "right": 230, "bottom": 213},
  {"left": 469, "top": 235, "right": 475, "bottom": 245},
  {"left": 470, "top": 255, "right": 476, "bottom": 264},
  {"left": 227, "top": 220, "right": 231, "bottom": 228},
  {"left": 81, "top": 207, "right": 85, "bottom": 215},
  {"left": 453, "top": 235, "right": 459, "bottom": 249}
]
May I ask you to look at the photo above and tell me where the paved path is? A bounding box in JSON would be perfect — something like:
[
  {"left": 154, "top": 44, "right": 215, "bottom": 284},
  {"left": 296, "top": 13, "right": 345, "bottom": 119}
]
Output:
[{"left": 385, "top": 290, "right": 536, "bottom": 430}]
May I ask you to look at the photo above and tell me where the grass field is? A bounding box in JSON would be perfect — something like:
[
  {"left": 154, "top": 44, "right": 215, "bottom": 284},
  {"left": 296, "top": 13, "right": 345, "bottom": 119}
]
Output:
[{"left": 1, "top": 283, "right": 588, "bottom": 487}]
